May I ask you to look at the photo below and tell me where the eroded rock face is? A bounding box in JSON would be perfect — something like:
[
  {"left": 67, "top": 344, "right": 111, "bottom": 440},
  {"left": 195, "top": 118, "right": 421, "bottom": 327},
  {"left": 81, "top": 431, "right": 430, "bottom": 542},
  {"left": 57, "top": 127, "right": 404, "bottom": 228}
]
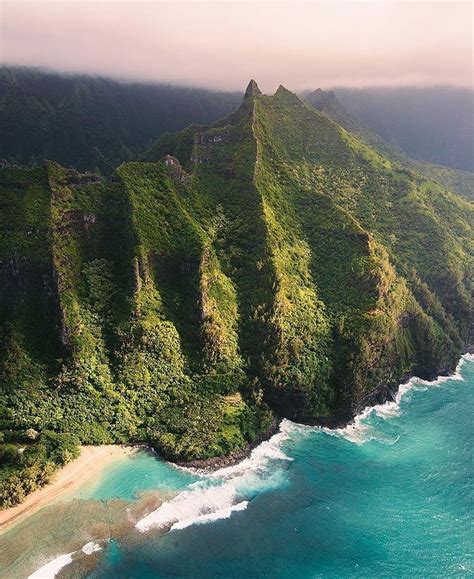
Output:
[
  {"left": 164, "top": 155, "right": 190, "bottom": 184},
  {"left": 191, "top": 129, "right": 230, "bottom": 164},
  {"left": 66, "top": 173, "right": 102, "bottom": 188}
]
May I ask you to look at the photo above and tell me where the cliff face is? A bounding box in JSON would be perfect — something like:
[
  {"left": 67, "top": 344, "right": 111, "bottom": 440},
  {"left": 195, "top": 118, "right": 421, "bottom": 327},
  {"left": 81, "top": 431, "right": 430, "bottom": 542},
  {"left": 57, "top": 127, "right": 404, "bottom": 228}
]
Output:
[{"left": 1, "top": 82, "right": 472, "bottom": 495}]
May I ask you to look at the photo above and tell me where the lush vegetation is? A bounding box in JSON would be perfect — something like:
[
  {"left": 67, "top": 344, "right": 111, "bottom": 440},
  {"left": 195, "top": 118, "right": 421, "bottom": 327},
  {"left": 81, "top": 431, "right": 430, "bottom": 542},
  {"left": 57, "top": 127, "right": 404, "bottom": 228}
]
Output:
[
  {"left": 0, "top": 431, "right": 80, "bottom": 508},
  {"left": 0, "top": 66, "right": 241, "bottom": 174},
  {"left": 305, "top": 88, "right": 474, "bottom": 199},
  {"left": 0, "top": 81, "right": 472, "bottom": 507}
]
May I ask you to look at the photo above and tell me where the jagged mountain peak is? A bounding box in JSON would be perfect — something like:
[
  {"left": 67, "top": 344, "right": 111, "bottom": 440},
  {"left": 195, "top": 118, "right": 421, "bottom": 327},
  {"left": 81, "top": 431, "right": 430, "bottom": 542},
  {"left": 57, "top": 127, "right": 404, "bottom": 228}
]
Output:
[
  {"left": 211, "top": 79, "right": 262, "bottom": 127},
  {"left": 243, "top": 79, "right": 262, "bottom": 99},
  {"left": 274, "top": 84, "right": 303, "bottom": 105},
  {"left": 309, "top": 87, "right": 336, "bottom": 99},
  {"left": 307, "top": 88, "right": 346, "bottom": 116},
  {"left": 275, "top": 84, "right": 292, "bottom": 94}
]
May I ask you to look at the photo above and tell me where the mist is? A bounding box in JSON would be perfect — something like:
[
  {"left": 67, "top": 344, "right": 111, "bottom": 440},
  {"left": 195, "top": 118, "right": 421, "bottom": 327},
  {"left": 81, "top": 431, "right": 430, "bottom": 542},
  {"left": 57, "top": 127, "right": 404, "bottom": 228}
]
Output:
[{"left": 1, "top": 1, "right": 472, "bottom": 91}]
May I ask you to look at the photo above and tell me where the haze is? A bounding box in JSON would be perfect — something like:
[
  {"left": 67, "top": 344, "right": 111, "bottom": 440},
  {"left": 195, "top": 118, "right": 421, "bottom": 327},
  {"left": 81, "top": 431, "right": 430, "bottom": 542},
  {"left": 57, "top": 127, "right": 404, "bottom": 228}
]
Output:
[{"left": 1, "top": 1, "right": 472, "bottom": 91}]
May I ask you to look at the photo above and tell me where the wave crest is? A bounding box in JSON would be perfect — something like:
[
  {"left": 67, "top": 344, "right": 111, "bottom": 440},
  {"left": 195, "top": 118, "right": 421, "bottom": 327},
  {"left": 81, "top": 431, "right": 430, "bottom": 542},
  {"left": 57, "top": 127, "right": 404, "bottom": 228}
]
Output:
[
  {"left": 135, "top": 425, "right": 294, "bottom": 533},
  {"left": 28, "top": 541, "right": 102, "bottom": 579},
  {"left": 322, "top": 354, "right": 470, "bottom": 444}
]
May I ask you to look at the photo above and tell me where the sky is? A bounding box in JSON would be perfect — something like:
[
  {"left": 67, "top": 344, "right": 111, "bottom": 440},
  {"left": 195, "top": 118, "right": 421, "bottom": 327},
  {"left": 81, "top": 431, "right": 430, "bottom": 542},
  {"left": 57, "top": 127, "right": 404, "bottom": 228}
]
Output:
[{"left": 1, "top": 1, "right": 472, "bottom": 92}]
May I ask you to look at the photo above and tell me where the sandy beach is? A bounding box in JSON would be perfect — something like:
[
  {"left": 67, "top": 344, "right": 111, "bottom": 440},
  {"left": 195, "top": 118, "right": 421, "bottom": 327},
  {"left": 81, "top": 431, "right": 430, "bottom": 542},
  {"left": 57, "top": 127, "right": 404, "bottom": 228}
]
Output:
[{"left": 0, "top": 445, "right": 136, "bottom": 534}]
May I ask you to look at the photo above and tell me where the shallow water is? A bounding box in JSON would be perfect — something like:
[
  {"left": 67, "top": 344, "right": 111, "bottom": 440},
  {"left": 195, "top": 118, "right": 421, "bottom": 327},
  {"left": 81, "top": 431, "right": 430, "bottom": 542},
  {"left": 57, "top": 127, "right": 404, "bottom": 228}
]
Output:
[{"left": 2, "top": 355, "right": 473, "bottom": 578}]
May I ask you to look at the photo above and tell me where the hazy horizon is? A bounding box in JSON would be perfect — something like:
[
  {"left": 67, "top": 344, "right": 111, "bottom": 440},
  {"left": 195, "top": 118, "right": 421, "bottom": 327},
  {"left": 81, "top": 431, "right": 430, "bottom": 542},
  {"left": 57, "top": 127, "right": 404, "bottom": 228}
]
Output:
[
  {"left": 1, "top": 1, "right": 472, "bottom": 92},
  {"left": 3, "top": 63, "right": 474, "bottom": 95}
]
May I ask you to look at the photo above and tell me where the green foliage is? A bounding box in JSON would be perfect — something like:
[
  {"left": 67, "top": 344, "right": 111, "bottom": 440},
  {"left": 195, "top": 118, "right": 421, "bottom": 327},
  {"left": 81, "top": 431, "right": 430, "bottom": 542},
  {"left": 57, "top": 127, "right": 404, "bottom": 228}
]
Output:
[
  {"left": 0, "top": 431, "right": 79, "bottom": 508},
  {"left": 0, "top": 66, "right": 241, "bottom": 174},
  {"left": 0, "top": 82, "right": 472, "bottom": 508},
  {"left": 0, "top": 444, "right": 20, "bottom": 465},
  {"left": 0, "top": 462, "right": 56, "bottom": 508},
  {"left": 305, "top": 87, "right": 474, "bottom": 199}
]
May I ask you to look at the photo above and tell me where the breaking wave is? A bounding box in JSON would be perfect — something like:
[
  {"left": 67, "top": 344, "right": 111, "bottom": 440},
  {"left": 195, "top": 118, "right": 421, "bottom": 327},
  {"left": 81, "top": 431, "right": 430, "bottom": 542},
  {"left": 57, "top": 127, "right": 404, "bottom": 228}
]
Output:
[
  {"left": 321, "top": 353, "right": 472, "bottom": 445},
  {"left": 135, "top": 422, "right": 294, "bottom": 533},
  {"left": 28, "top": 541, "right": 102, "bottom": 579}
]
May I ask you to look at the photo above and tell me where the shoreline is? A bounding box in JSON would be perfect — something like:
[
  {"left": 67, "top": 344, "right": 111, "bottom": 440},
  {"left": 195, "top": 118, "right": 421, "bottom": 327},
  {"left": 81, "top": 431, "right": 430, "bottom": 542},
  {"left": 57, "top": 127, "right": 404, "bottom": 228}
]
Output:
[
  {"left": 174, "top": 418, "right": 282, "bottom": 470},
  {"left": 291, "top": 349, "right": 473, "bottom": 430},
  {"left": 175, "top": 350, "right": 473, "bottom": 470},
  {"left": 0, "top": 445, "right": 137, "bottom": 535},
  {"left": 1, "top": 352, "right": 471, "bottom": 533}
]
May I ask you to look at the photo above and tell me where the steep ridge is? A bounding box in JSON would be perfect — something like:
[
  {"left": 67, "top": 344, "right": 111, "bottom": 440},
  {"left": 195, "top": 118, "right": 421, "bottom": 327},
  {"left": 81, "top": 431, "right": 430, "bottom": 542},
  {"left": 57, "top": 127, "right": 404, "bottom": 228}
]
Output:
[
  {"left": 0, "top": 82, "right": 472, "bottom": 506},
  {"left": 251, "top": 87, "right": 471, "bottom": 417},
  {"left": 305, "top": 88, "right": 474, "bottom": 199}
]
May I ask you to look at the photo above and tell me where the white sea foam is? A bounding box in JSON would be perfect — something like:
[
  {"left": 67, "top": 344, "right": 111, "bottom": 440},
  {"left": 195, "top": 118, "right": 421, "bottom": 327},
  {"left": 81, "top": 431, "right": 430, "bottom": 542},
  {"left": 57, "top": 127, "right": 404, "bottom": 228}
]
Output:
[
  {"left": 135, "top": 482, "right": 240, "bottom": 532},
  {"left": 210, "top": 423, "right": 293, "bottom": 480},
  {"left": 81, "top": 541, "right": 102, "bottom": 555},
  {"left": 28, "top": 553, "right": 75, "bottom": 579},
  {"left": 321, "top": 407, "right": 381, "bottom": 445},
  {"left": 322, "top": 353, "right": 470, "bottom": 444},
  {"left": 170, "top": 500, "right": 249, "bottom": 531},
  {"left": 135, "top": 424, "right": 293, "bottom": 533},
  {"left": 28, "top": 541, "right": 103, "bottom": 578}
]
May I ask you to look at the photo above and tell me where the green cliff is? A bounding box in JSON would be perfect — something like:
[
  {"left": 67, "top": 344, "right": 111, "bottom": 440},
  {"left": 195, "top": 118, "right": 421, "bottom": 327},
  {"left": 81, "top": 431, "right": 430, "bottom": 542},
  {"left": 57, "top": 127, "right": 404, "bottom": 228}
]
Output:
[{"left": 1, "top": 82, "right": 472, "bottom": 506}]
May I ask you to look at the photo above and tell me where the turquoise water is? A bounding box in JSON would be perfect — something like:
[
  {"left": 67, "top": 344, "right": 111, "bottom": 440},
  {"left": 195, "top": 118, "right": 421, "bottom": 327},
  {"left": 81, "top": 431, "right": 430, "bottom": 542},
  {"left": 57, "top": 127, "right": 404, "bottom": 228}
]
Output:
[
  {"left": 8, "top": 355, "right": 474, "bottom": 578},
  {"left": 75, "top": 449, "right": 196, "bottom": 502}
]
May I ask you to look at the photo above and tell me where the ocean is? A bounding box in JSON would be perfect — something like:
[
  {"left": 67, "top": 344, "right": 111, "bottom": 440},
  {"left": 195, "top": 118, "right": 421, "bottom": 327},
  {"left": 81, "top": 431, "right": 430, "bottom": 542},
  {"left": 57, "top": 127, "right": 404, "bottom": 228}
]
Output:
[{"left": 1, "top": 354, "right": 472, "bottom": 578}]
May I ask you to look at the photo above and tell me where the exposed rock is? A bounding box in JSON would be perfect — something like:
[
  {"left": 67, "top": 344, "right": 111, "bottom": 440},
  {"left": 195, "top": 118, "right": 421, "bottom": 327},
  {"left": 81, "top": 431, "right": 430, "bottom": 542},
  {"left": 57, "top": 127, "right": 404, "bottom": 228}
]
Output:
[
  {"left": 243, "top": 79, "right": 262, "bottom": 100},
  {"left": 164, "top": 155, "right": 190, "bottom": 184}
]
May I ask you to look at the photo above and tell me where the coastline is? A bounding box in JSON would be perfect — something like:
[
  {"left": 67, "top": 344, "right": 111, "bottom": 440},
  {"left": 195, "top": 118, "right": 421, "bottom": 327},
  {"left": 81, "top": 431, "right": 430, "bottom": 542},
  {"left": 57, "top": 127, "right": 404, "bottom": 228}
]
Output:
[
  {"left": 1, "top": 352, "right": 471, "bottom": 534},
  {"left": 175, "top": 418, "right": 282, "bottom": 470},
  {"left": 350, "top": 348, "right": 473, "bottom": 419},
  {"left": 13, "top": 355, "right": 472, "bottom": 579},
  {"left": 293, "top": 348, "right": 474, "bottom": 430},
  {"left": 176, "top": 350, "right": 473, "bottom": 469},
  {"left": 0, "top": 445, "right": 137, "bottom": 535}
]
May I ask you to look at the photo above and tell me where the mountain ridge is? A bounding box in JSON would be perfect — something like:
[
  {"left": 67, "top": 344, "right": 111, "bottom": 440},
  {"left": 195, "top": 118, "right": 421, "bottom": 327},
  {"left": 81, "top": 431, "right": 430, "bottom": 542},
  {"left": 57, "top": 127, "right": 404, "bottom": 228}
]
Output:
[
  {"left": 0, "top": 81, "right": 472, "bottom": 507},
  {"left": 1, "top": 66, "right": 472, "bottom": 199},
  {"left": 305, "top": 87, "right": 474, "bottom": 199}
]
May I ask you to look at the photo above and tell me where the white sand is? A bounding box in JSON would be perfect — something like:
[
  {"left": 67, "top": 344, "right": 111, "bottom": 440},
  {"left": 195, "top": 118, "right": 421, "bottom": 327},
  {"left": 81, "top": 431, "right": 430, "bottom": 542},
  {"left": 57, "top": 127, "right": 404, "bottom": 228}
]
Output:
[{"left": 0, "top": 445, "right": 136, "bottom": 534}]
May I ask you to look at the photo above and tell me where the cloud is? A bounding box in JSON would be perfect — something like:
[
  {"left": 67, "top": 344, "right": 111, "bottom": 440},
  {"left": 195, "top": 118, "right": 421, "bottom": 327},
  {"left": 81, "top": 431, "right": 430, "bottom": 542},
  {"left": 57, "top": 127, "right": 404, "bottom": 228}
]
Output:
[{"left": 1, "top": 1, "right": 472, "bottom": 90}]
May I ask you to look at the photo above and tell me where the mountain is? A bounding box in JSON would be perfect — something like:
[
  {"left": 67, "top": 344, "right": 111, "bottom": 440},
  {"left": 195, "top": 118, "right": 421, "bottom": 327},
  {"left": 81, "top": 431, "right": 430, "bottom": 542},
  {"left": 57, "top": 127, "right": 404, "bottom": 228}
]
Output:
[
  {"left": 2, "top": 67, "right": 473, "bottom": 199},
  {"left": 1, "top": 82, "right": 472, "bottom": 507},
  {"left": 333, "top": 86, "right": 474, "bottom": 173},
  {"left": 305, "top": 88, "right": 474, "bottom": 199},
  {"left": 0, "top": 66, "right": 241, "bottom": 174}
]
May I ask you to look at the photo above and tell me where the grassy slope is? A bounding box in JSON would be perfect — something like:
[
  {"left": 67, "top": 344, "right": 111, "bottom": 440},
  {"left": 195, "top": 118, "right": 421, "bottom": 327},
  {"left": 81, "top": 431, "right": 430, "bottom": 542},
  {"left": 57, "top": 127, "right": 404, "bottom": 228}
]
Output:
[
  {"left": 254, "top": 88, "right": 471, "bottom": 417},
  {"left": 0, "top": 84, "right": 472, "bottom": 506},
  {"left": 305, "top": 89, "right": 474, "bottom": 200}
]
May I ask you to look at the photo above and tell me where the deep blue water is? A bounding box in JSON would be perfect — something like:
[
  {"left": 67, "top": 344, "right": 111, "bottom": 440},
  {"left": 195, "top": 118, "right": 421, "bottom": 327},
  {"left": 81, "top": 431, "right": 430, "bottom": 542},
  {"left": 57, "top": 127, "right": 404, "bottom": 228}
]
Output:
[{"left": 5, "top": 355, "right": 473, "bottom": 578}]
